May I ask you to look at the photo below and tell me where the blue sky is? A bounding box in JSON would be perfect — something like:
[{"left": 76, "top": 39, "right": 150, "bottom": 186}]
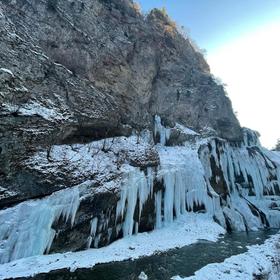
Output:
[
  {"left": 139, "top": 0, "right": 280, "bottom": 52},
  {"left": 139, "top": 1, "right": 280, "bottom": 148}
]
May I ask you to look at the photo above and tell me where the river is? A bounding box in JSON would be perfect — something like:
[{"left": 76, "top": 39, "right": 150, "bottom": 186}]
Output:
[{"left": 31, "top": 229, "right": 278, "bottom": 280}]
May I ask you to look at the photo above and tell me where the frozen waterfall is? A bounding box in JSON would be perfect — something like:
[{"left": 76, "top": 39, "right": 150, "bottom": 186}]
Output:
[
  {"left": 116, "top": 166, "right": 154, "bottom": 237},
  {"left": 115, "top": 146, "right": 222, "bottom": 235},
  {"left": 0, "top": 187, "right": 80, "bottom": 264},
  {"left": 1, "top": 119, "right": 280, "bottom": 265},
  {"left": 154, "top": 115, "right": 171, "bottom": 145},
  {"left": 200, "top": 137, "right": 280, "bottom": 230},
  {"left": 155, "top": 147, "right": 221, "bottom": 228}
]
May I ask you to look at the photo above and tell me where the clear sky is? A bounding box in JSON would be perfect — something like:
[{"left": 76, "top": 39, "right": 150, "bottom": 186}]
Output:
[{"left": 138, "top": 0, "right": 280, "bottom": 148}]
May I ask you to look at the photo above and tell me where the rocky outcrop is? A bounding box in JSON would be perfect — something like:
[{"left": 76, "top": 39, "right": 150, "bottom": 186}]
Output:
[
  {"left": 2, "top": 0, "right": 238, "bottom": 137},
  {"left": 0, "top": 2, "right": 123, "bottom": 206}
]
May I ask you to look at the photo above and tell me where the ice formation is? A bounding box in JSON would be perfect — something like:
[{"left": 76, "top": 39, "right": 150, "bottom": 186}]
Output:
[
  {"left": 155, "top": 147, "right": 221, "bottom": 228},
  {"left": 114, "top": 145, "right": 221, "bottom": 236},
  {"left": 199, "top": 137, "right": 280, "bottom": 230},
  {"left": 86, "top": 217, "right": 98, "bottom": 249},
  {"left": 154, "top": 115, "right": 171, "bottom": 145},
  {"left": 0, "top": 116, "right": 280, "bottom": 265},
  {"left": 116, "top": 166, "right": 154, "bottom": 236},
  {"left": 0, "top": 187, "right": 80, "bottom": 264},
  {"left": 152, "top": 117, "right": 280, "bottom": 232}
]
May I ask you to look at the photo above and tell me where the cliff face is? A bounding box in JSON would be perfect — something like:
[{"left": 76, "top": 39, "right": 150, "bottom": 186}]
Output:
[
  {"left": 0, "top": 0, "right": 279, "bottom": 269},
  {"left": 2, "top": 0, "right": 238, "bottom": 136},
  {"left": 0, "top": 0, "right": 242, "bottom": 206}
]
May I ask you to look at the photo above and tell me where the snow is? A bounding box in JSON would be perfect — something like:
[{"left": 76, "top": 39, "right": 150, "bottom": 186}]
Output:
[
  {"left": 175, "top": 123, "right": 199, "bottom": 136},
  {"left": 18, "top": 101, "right": 67, "bottom": 121},
  {"left": 26, "top": 135, "right": 152, "bottom": 181},
  {"left": 138, "top": 271, "right": 148, "bottom": 280},
  {"left": 0, "top": 187, "right": 18, "bottom": 201},
  {"left": 1, "top": 120, "right": 280, "bottom": 277},
  {"left": 3, "top": 126, "right": 278, "bottom": 265},
  {"left": 172, "top": 232, "right": 280, "bottom": 280},
  {"left": 0, "top": 214, "right": 225, "bottom": 279},
  {"left": 2, "top": 101, "right": 66, "bottom": 121},
  {"left": 0, "top": 68, "right": 14, "bottom": 77},
  {"left": 154, "top": 115, "right": 199, "bottom": 145}
]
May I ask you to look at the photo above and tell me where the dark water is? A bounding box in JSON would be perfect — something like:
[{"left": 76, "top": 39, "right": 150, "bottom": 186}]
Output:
[{"left": 42, "top": 230, "right": 278, "bottom": 280}]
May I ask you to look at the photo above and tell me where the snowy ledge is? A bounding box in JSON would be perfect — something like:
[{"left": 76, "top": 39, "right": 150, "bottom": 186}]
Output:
[
  {"left": 0, "top": 214, "right": 224, "bottom": 279},
  {"left": 172, "top": 232, "right": 280, "bottom": 280}
]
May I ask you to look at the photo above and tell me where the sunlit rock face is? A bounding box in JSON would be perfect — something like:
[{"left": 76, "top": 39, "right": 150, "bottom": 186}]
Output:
[{"left": 0, "top": 0, "right": 279, "bottom": 267}]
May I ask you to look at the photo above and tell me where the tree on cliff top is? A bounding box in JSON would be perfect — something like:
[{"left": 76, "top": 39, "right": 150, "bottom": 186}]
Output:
[{"left": 273, "top": 139, "right": 280, "bottom": 151}]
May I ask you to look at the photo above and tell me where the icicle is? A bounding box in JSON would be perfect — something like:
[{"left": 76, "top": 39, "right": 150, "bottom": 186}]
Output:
[
  {"left": 163, "top": 171, "right": 175, "bottom": 224},
  {"left": 0, "top": 187, "right": 80, "bottom": 264},
  {"left": 90, "top": 217, "right": 98, "bottom": 237},
  {"left": 154, "top": 115, "right": 170, "bottom": 146},
  {"left": 115, "top": 166, "right": 154, "bottom": 237},
  {"left": 134, "top": 222, "right": 139, "bottom": 234},
  {"left": 87, "top": 217, "right": 98, "bottom": 249},
  {"left": 93, "top": 234, "right": 101, "bottom": 248},
  {"left": 155, "top": 191, "right": 162, "bottom": 229},
  {"left": 158, "top": 146, "right": 221, "bottom": 225}
]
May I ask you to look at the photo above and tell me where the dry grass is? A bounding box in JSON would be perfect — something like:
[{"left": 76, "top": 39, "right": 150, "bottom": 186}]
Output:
[{"left": 132, "top": 1, "right": 141, "bottom": 14}]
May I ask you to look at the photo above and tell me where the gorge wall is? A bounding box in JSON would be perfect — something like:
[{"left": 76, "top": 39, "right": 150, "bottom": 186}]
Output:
[{"left": 0, "top": 0, "right": 279, "bottom": 267}]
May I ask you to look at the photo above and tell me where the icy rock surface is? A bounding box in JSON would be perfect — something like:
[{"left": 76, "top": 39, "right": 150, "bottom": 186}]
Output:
[{"left": 0, "top": 187, "right": 80, "bottom": 264}]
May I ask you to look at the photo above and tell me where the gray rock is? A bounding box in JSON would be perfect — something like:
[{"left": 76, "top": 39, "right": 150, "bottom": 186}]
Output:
[{"left": 0, "top": 0, "right": 242, "bottom": 207}]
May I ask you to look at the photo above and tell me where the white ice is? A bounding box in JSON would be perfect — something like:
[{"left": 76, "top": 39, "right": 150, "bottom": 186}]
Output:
[
  {"left": 0, "top": 68, "right": 14, "bottom": 77},
  {"left": 0, "top": 187, "right": 80, "bottom": 264}
]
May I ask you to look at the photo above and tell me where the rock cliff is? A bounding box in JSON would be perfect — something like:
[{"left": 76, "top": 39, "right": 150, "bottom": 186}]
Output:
[
  {"left": 0, "top": 0, "right": 279, "bottom": 270},
  {"left": 0, "top": 0, "right": 242, "bottom": 207}
]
